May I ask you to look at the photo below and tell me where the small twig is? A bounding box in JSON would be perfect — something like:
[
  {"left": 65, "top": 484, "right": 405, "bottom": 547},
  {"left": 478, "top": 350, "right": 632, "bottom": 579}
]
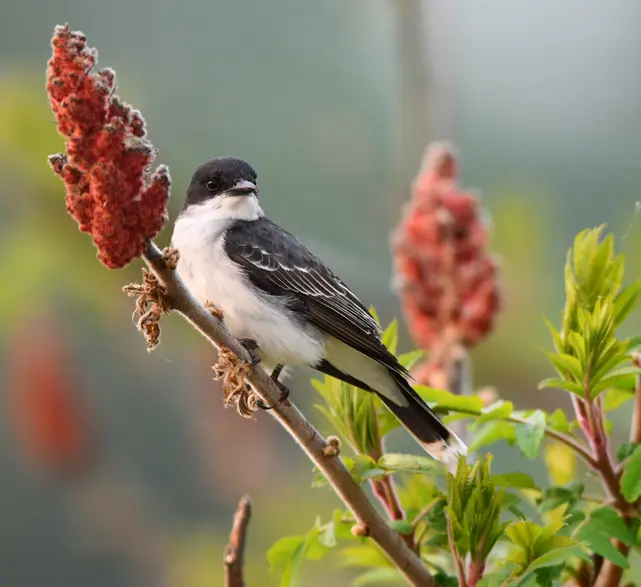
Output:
[
  {"left": 141, "top": 241, "right": 436, "bottom": 587},
  {"left": 224, "top": 495, "right": 252, "bottom": 587}
]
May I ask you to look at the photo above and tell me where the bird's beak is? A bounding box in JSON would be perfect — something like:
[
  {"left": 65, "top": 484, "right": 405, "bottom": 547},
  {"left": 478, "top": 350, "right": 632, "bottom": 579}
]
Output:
[{"left": 228, "top": 180, "right": 257, "bottom": 196}]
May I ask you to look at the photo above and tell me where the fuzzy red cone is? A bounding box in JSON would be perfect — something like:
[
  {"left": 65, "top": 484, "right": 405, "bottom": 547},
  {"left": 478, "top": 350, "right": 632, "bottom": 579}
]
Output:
[
  {"left": 392, "top": 144, "right": 501, "bottom": 386},
  {"left": 46, "top": 24, "right": 170, "bottom": 269}
]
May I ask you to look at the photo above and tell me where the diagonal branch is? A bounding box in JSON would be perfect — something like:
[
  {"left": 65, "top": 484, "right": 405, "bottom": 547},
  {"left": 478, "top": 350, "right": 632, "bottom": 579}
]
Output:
[
  {"left": 142, "top": 241, "right": 436, "bottom": 587},
  {"left": 224, "top": 495, "right": 252, "bottom": 587}
]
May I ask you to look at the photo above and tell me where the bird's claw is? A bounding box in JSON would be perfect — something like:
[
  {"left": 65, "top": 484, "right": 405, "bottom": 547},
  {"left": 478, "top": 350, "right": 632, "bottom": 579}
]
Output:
[
  {"left": 256, "top": 381, "right": 290, "bottom": 410},
  {"left": 239, "top": 338, "right": 261, "bottom": 366},
  {"left": 257, "top": 365, "right": 290, "bottom": 410}
]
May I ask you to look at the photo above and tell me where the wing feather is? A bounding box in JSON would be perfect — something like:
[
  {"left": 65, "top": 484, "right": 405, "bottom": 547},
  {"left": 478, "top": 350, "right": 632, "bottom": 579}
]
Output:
[{"left": 223, "top": 218, "right": 406, "bottom": 375}]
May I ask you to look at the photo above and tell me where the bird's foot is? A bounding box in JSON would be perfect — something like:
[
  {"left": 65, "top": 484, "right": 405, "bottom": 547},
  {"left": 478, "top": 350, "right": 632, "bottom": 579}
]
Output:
[
  {"left": 238, "top": 338, "right": 261, "bottom": 366},
  {"left": 257, "top": 364, "right": 290, "bottom": 410}
]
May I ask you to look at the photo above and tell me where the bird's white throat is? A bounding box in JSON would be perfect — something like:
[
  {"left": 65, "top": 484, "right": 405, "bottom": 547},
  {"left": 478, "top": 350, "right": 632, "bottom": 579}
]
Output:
[{"left": 183, "top": 193, "right": 264, "bottom": 222}]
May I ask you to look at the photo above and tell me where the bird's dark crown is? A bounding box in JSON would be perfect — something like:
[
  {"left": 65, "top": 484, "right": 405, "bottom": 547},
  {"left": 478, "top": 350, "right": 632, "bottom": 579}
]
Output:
[{"left": 184, "top": 157, "right": 258, "bottom": 209}]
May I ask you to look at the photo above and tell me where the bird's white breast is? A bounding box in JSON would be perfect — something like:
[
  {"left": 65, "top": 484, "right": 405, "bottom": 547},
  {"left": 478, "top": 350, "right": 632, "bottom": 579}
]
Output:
[{"left": 171, "top": 199, "right": 325, "bottom": 370}]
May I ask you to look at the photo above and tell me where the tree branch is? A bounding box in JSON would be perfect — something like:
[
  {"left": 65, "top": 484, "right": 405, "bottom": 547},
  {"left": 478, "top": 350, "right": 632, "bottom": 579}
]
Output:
[
  {"left": 141, "top": 241, "right": 436, "bottom": 587},
  {"left": 224, "top": 495, "right": 252, "bottom": 587}
]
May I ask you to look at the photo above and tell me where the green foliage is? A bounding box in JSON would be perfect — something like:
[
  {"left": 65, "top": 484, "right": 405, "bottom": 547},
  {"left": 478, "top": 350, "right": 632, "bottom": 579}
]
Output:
[
  {"left": 270, "top": 227, "right": 641, "bottom": 587},
  {"left": 446, "top": 456, "right": 509, "bottom": 565},
  {"left": 621, "top": 445, "right": 641, "bottom": 503},
  {"left": 540, "top": 227, "right": 641, "bottom": 399}
]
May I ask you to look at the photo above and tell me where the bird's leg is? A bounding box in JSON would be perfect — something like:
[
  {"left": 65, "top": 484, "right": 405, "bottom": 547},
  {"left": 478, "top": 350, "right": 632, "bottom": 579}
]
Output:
[
  {"left": 238, "top": 338, "right": 261, "bottom": 366},
  {"left": 257, "top": 364, "right": 290, "bottom": 410}
]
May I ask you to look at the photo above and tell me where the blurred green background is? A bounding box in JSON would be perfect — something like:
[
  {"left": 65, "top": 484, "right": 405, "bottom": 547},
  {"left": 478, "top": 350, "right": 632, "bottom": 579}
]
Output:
[{"left": 1, "top": 1, "right": 641, "bottom": 585}]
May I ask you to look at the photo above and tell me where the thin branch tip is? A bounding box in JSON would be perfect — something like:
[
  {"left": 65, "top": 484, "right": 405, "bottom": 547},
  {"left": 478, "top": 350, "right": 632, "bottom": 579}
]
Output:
[{"left": 223, "top": 495, "right": 253, "bottom": 587}]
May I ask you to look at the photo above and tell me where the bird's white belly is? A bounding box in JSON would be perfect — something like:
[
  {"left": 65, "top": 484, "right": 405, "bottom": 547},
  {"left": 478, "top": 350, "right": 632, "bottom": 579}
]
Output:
[{"left": 174, "top": 225, "right": 324, "bottom": 369}]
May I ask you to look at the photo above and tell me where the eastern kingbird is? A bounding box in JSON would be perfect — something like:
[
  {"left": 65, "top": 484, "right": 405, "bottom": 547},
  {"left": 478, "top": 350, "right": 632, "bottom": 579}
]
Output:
[{"left": 172, "top": 157, "right": 467, "bottom": 463}]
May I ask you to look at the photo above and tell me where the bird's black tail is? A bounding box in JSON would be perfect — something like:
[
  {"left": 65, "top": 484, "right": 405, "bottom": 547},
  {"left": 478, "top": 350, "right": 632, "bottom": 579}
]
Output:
[{"left": 377, "top": 369, "right": 467, "bottom": 464}]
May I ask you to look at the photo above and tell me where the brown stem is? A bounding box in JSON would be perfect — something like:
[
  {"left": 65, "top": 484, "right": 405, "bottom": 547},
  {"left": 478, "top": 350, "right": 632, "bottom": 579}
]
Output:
[
  {"left": 224, "top": 496, "right": 252, "bottom": 587},
  {"left": 592, "top": 541, "right": 630, "bottom": 587},
  {"left": 467, "top": 558, "right": 486, "bottom": 586},
  {"left": 371, "top": 477, "right": 415, "bottom": 550},
  {"left": 142, "top": 241, "right": 435, "bottom": 587},
  {"left": 576, "top": 372, "right": 635, "bottom": 586}
]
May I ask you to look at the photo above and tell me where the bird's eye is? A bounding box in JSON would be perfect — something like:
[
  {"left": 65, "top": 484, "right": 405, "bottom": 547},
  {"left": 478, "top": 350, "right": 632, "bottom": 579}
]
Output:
[{"left": 205, "top": 180, "right": 218, "bottom": 193}]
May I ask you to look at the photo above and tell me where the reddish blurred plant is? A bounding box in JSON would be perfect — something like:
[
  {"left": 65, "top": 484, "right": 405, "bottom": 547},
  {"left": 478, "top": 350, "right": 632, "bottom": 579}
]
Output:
[
  {"left": 392, "top": 143, "right": 501, "bottom": 388},
  {"left": 46, "top": 24, "right": 170, "bottom": 269},
  {"left": 6, "top": 316, "right": 92, "bottom": 477}
]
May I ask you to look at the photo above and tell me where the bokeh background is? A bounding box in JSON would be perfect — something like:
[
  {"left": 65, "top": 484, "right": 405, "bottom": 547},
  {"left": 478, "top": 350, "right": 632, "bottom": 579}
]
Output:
[{"left": 1, "top": 1, "right": 641, "bottom": 585}]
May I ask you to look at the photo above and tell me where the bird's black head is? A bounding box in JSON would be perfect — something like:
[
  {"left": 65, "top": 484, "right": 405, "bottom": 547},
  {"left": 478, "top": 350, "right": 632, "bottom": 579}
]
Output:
[{"left": 184, "top": 157, "right": 258, "bottom": 210}]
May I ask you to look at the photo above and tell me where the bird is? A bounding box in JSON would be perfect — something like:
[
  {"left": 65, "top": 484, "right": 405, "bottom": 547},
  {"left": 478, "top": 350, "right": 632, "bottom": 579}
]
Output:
[{"left": 171, "top": 157, "right": 467, "bottom": 463}]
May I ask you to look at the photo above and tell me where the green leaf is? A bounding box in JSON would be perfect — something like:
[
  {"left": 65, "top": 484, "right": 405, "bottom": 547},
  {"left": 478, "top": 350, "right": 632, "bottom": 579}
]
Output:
[
  {"left": 546, "top": 409, "right": 572, "bottom": 433},
  {"left": 415, "top": 386, "right": 484, "bottom": 413},
  {"left": 469, "top": 421, "right": 516, "bottom": 452},
  {"left": 388, "top": 520, "right": 414, "bottom": 536},
  {"left": 317, "top": 522, "right": 337, "bottom": 548},
  {"left": 506, "top": 520, "right": 542, "bottom": 553},
  {"left": 546, "top": 352, "right": 583, "bottom": 380},
  {"left": 576, "top": 507, "right": 636, "bottom": 569},
  {"left": 515, "top": 410, "right": 547, "bottom": 459},
  {"left": 617, "top": 442, "right": 639, "bottom": 463},
  {"left": 538, "top": 377, "right": 585, "bottom": 396},
  {"left": 621, "top": 445, "right": 641, "bottom": 502},
  {"left": 352, "top": 568, "right": 404, "bottom": 586},
  {"left": 478, "top": 400, "right": 514, "bottom": 423},
  {"left": 397, "top": 349, "right": 424, "bottom": 370},
  {"left": 587, "top": 508, "right": 636, "bottom": 546},
  {"left": 477, "top": 562, "right": 520, "bottom": 587},
  {"left": 267, "top": 535, "right": 306, "bottom": 586},
  {"left": 493, "top": 472, "right": 538, "bottom": 490},
  {"left": 377, "top": 453, "right": 444, "bottom": 476},
  {"left": 381, "top": 319, "right": 398, "bottom": 355},
  {"left": 536, "top": 483, "right": 584, "bottom": 512},
  {"left": 527, "top": 542, "right": 584, "bottom": 571},
  {"left": 614, "top": 280, "right": 641, "bottom": 326},
  {"left": 603, "top": 388, "right": 634, "bottom": 411}
]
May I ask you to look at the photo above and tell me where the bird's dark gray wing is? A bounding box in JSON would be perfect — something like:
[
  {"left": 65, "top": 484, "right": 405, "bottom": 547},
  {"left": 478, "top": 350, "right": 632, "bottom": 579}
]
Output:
[{"left": 224, "top": 218, "right": 408, "bottom": 375}]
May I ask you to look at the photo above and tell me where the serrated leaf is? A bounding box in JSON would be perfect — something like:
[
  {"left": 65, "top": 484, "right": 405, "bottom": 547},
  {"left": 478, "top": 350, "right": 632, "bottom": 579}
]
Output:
[
  {"left": 576, "top": 529, "right": 630, "bottom": 569},
  {"left": 576, "top": 507, "right": 636, "bottom": 569},
  {"left": 587, "top": 508, "right": 636, "bottom": 546},
  {"left": 389, "top": 520, "right": 414, "bottom": 535},
  {"left": 515, "top": 410, "right": 546, "bottom": 459},
  {"left": 493, "top": 472, "right": 538, "bottom": 489},
  {"left": 621, "top": 445, "right": 641, "bottom": 502}
]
